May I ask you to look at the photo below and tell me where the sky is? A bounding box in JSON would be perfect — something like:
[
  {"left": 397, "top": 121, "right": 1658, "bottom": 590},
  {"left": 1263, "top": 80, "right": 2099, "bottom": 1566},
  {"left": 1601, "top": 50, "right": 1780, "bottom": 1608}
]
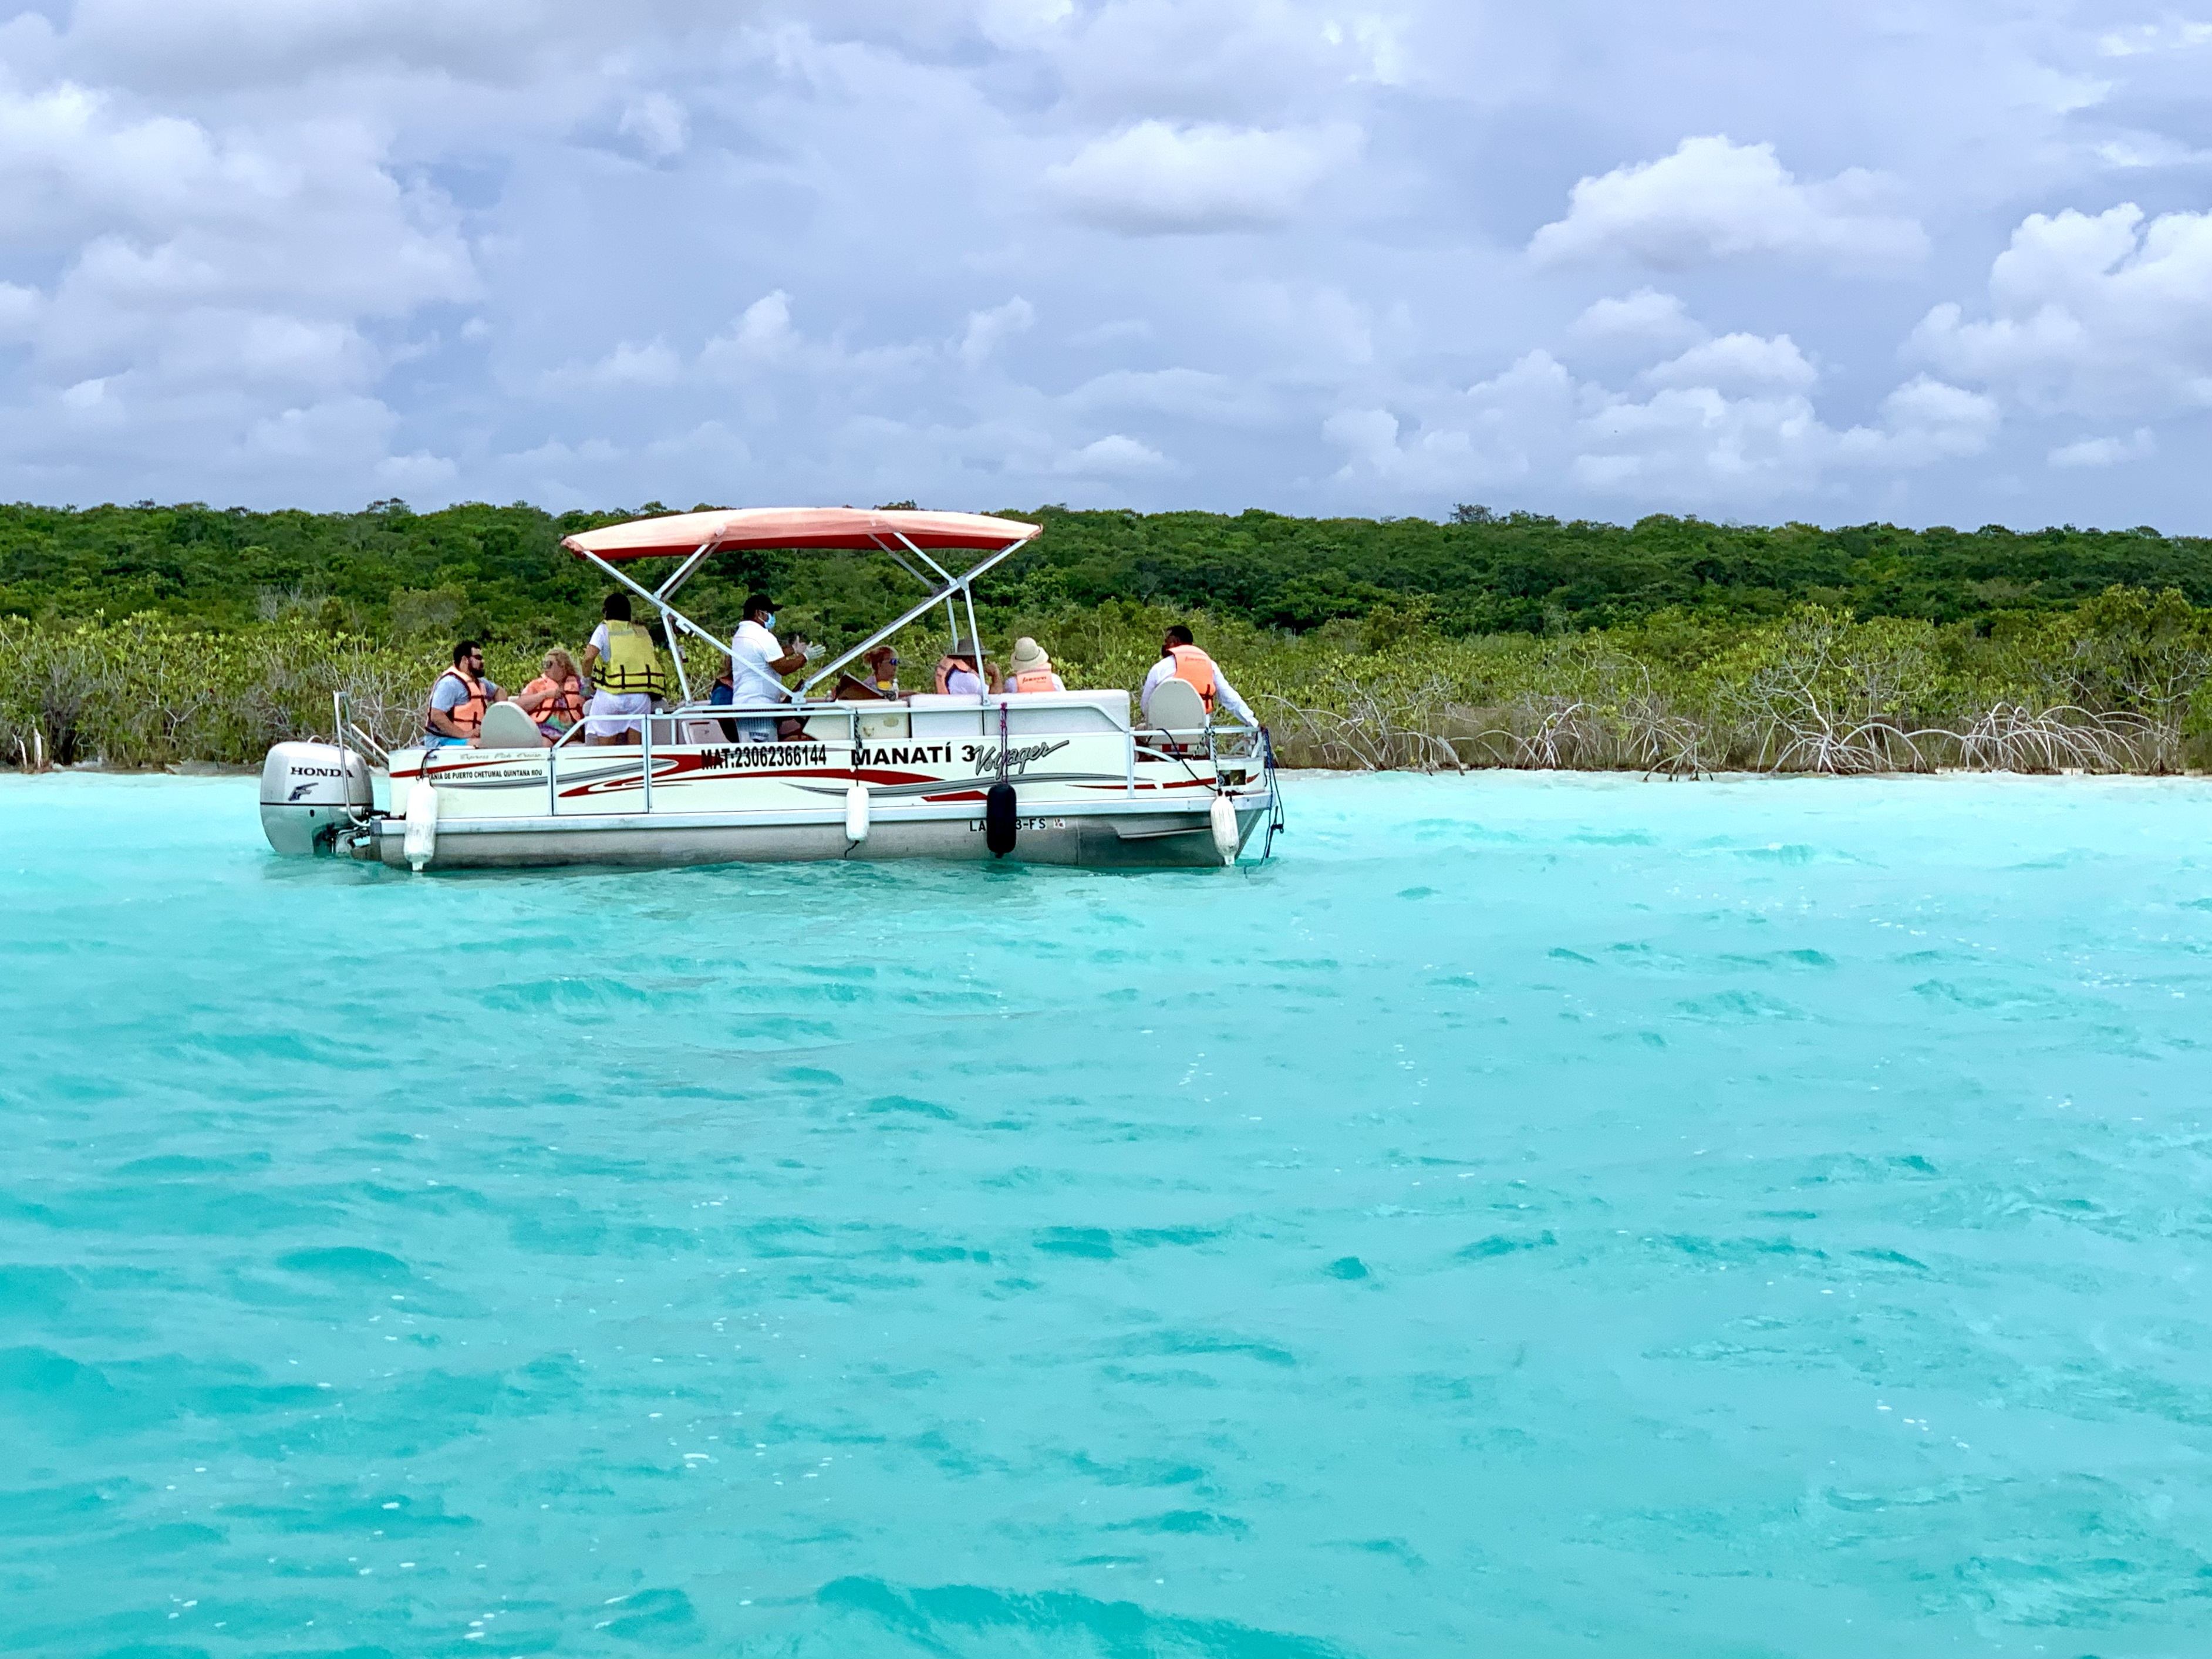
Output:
[{"left": 0, "top": 0, "right": 2207, "bottom": 530}]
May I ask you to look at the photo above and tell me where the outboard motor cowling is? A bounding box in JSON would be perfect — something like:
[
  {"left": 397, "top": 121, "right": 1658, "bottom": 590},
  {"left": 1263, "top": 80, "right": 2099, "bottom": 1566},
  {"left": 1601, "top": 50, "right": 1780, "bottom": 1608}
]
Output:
[{"left": 260, "top": 742, "right": 374, "bottom": 857}]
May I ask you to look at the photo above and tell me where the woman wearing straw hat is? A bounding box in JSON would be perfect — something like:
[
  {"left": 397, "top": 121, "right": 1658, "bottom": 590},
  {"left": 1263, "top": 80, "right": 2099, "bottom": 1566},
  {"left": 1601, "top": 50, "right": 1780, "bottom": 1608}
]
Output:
[{"left": 1006, "top": 637, "right": 1066, "bottom": 694}]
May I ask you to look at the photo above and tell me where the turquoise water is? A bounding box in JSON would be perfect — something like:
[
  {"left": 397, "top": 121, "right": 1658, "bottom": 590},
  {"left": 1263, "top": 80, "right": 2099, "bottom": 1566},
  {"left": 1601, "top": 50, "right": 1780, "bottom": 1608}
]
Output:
[{"left": 4, "top": 773, "right": 2211, "bottom": 1657}]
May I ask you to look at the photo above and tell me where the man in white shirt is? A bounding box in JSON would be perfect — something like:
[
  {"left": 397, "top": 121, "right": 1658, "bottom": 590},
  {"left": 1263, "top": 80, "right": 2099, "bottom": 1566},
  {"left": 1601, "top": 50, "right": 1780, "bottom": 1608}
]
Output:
[
  {"left": 726, "top": 593, "right": 810, "bottom": 741},
  {"left": 1140, "top": 624, "right": 1255, "bottom": 725}
]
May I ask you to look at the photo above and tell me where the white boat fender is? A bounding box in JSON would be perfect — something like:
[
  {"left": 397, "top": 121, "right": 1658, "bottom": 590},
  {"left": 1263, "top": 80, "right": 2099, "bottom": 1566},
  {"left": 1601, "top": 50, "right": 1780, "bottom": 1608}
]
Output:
[
  {"left": 1210, "top": 794, "right": 1239, "bottom": 865},
  {"left": 845, "top": 781, "right": 870, "bottom": 844},
  {"left": 985, "top": 782, "right": 1017, "bottom": 857},
  {"left": 403, "top": 781, "right": 440, "bottom": 872}
]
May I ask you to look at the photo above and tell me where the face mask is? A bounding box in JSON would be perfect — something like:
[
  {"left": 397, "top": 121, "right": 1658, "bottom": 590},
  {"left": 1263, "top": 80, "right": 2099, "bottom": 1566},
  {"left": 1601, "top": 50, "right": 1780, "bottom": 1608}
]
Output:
[{"left": 761, "top": 613, "right": 776, "bottom": 630}]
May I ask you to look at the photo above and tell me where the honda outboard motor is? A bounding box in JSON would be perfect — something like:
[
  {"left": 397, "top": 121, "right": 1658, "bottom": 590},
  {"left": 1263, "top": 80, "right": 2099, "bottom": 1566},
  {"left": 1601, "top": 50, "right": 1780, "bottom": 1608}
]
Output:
[{"left": 259, "top": 742, "right": 375, "bottom": 856}]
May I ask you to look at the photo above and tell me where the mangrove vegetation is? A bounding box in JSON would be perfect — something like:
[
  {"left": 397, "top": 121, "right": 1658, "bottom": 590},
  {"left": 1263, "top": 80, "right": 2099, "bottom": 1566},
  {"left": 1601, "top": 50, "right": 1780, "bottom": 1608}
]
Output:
[{"left": 5, "top": 500, "right": 2211, "bottom": 773}]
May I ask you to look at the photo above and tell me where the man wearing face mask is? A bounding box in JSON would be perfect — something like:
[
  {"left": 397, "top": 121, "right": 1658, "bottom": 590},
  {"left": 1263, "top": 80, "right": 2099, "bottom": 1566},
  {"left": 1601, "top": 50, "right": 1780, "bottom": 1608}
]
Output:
[{"left": 727, "top": 593, "right": 811, "bottom": 742}]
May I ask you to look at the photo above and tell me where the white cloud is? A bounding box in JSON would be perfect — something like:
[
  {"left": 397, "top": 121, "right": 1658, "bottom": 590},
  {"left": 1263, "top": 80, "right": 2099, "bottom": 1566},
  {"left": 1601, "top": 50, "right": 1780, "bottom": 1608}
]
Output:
[
  {"left": 1058, "top": 433, "right": 1171, "bottom": 474},
  {"left": 1912, "top": 204, "right": 2212, "bottom": 418},
  {"left": 1053, "top": 0, "right": 1396, "bottom": 124},
  {"left": 1326, "top": 349, "right": 1994, "bottom": 507},
  {"left": 1568, "top": 288, "right": 1702, "bottom": 352},
  {"left": 1575, "top": 385, "right": 1832, "bottom": 496},
  {"left": 1324, "top": 404, "right": 1483, "bottom": 483},
  {"left": 1643, "top": 332, "right": 1816, "bottom": 392},
  {"left": 0, "top": 89, "right": 472, "bottom": 315},
  {"left": 563, "top": 338, "right": 686, "bottom": 388},
  {"left": 1067, "top": 366, "right": 1267, "bottom": 423},
  {"left": 1845, "top": 375, "right": 2002, "bottom": 463},
  {"left": 956, "top": 296, "right": 1034, "bottom": 368},
  {"left": 618, "top": 93, "right": 689, "bottom": 159},
  {"left": 0, "top": 0, "right": 2205, "bottom": 522},
  {"left": 237, "top": 394, "right": 396, "bottom": 461},
  {"left": 1048, "top": 119, "right": 1361, "bottom": 234},
  {"left": 1068, "top": 318, "right": 1152, "bottom": 348},
  {"left": 2093, "top": 132, "right": 2212, "bottom": 168},
  {"left": 1323, "top": 350, "right": 1576, "bottom": 490},
  {"left": 0, "top": 280, "right": 41, "bottom": 339},
  {"left": 1530, "top": 135, "right": 1928, "bottom": 272},
  {"left": 50, "top": 0, "right": 719, "bottom": 97},
  {"left": 2049, "top": 427, "right": 2156, "bottom": 468},
  {"left": 703, "top": 291, "right": 798, "bottom": 369},
  {"left": 1231, "top": 281, "right": 1378, "bottom": 366},
  {"left": 2097, "top": 20, "right": 2212, "bottom": 58},
  {"left": 154, "top": 312, "right": 376, "bottom": 390},
  {"left": 978, "top": 0, "right": 1073, "bottom": 46},
  {"left": 377, "top": 449, "right": 459, "bottom": 488}
]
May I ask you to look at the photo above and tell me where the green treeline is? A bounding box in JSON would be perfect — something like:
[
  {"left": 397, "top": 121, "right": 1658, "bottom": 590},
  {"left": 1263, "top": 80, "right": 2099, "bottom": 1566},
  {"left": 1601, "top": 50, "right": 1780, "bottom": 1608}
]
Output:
[
  {"left": 5, "top": 498, "right": 2209, "bottom": 640},
  {"left": 5, "top": 500, "right": 2212, "bottom": 773}
]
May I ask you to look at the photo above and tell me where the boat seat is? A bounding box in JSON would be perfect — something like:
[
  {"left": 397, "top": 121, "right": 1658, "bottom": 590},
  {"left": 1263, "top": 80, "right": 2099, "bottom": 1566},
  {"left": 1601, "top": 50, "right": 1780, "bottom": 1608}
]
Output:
[
  {"left": 1144, "top": 677, "right": 1210, "bottom": 736},
  {"left": 476, "top": 702, "right": 547, "bottom": 748}
]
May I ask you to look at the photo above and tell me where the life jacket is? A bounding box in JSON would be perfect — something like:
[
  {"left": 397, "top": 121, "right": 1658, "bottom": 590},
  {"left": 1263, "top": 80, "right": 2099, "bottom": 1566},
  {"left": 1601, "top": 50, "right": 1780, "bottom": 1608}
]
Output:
[
  {"left": 1166, "top": 644, "right": 1218, "bottom": 712},
  {"left": 1011, "top": 667, "right": 1059, "bottom": 693},
  {"left": 526, "top": 675, "right": 586, "bottom": 730},
  {"left": 431, "top": 667, "right": 490, "bottom": 737},
  {"left": 595, "top": 619, "right": 667, "bottom": 696}
]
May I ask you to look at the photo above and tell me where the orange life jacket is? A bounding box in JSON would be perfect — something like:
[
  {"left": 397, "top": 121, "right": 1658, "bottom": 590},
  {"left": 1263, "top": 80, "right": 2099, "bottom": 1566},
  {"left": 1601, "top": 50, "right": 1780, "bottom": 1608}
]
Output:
[
  {"left": 1166, "top": 645, "right": 1217, "bottom": 712},
  {"left": 524, "top": 675, "right": 586, "bottom": 730},
  {"left": 432, "top": 667, "right": 490, "bottom": 737},
  {"left": 1011, "top": 667, "right": 1060, "bottom": 694}
]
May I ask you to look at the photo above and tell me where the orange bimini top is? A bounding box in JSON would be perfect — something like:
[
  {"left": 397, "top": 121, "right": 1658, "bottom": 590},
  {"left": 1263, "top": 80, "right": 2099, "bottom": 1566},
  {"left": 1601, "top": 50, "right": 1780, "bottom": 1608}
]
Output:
[{"left": 562, "top": 507, "right": 1042, "bottom": 562}]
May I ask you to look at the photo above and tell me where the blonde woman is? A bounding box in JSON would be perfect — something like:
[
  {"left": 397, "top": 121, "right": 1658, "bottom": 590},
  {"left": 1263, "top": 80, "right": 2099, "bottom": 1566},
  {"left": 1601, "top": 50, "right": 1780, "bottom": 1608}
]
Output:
[{"left": 517, "top": 647, "right": 589, "bottom": 739}]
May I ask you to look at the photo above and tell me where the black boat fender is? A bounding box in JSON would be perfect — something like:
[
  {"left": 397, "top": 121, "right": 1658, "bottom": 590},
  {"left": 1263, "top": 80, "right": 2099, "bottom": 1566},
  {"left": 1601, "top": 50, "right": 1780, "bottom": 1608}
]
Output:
[
  {"left": 986, "top": 781, "right": 1017, "bottom": 857},
  {"left": 986, "top": 699, "right": 1018, "bottom": 858}
]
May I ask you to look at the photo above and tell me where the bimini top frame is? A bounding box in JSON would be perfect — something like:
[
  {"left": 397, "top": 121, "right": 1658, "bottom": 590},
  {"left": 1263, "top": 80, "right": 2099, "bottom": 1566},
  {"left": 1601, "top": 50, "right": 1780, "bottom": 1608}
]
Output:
[{"left": 560, "top": 507, "right": 1042, "bottom": 703}]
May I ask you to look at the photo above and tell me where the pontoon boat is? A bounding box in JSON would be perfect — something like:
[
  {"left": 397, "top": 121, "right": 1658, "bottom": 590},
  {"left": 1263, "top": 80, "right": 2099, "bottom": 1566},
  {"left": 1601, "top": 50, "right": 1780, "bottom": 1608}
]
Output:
[{"left": 260, "top": 507, "right": 1281, "bottom": 872}]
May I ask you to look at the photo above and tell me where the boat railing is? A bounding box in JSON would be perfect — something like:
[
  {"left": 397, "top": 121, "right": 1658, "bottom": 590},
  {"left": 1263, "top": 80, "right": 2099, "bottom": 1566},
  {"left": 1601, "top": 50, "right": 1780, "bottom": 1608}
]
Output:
[
  {"left": 539, "top": 697, "right": 868, "bottom": 817},
  {"left": 1133, "top": 713, "right": 1263, "bottom": 764},
  {"left": 412, "top": 692, "right": 1262, "bottom": 818}
]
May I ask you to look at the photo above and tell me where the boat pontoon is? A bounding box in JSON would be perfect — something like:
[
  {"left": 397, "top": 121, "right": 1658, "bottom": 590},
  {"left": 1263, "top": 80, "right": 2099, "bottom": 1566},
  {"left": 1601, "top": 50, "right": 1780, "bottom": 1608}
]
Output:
[{"left": 260, "top": 507, "right": 1282, "bottom": 872}]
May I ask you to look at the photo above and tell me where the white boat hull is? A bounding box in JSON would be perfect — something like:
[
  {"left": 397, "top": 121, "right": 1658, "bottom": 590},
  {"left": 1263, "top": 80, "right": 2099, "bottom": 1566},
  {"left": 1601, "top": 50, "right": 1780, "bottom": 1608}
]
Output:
[
  {"left": 359, "top": 798, "right": 1268, "bottom": 871},
  {"left": 268, "top": 692, "right": 1279, "bottom": 873}
]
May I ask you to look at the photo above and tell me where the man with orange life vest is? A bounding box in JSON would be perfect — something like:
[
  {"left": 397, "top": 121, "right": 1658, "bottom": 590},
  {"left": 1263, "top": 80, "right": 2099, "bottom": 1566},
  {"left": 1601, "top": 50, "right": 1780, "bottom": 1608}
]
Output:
[
  {"left": 1006, "top": 637, "right": 1065, "bottom": 693},
  {"left": 1139, "top": 624, "right": 1253, "bottom": 726},
  {"left": 424, "top": 640, "right": 507, "bottom": 747}
]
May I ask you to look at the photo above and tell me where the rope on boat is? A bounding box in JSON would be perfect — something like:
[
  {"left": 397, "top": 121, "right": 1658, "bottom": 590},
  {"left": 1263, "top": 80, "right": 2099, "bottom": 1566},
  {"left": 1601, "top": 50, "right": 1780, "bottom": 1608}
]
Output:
[{"left": 1260, "top": 726, "right": 1286, "bottom": 862}]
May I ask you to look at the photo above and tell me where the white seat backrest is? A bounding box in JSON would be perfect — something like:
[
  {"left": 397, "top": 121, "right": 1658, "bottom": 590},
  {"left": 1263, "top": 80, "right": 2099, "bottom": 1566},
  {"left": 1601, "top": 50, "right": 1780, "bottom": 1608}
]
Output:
[
  {"left": 1145, "top": 676, "right": 1208, "bottom": 733},
  {"left": 476, "top": 701, "right": 547, "bottom": 748}
]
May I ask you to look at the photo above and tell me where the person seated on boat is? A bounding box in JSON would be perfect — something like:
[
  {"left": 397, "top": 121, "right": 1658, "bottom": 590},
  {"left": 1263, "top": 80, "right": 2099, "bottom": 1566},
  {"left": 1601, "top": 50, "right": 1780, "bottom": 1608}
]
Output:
[
  {"left": 829, "top": 645, "right": 906, "bottom": 704},
  {"left": 515, "top": 648, "right": 588, "bottom": 740},
  {"left": 1006, "top": 637, "right": 1065, "bottom": 693},
  {"left": 723, "top": 592, "right": 811, "bottom": 742},
  {"left": 1140, "top": 625, "right": 1254, "bottom": 727},
  {"left": 936, "top": 640, "right": 1003, "bottom": 696},
  {"left": 424, "top": 640, "right": 505, "bottom": 747},
  {"left": 865, "top": 645, "right": 902, "bottom": 696},
  {"left": 580, "top": 594, "right": 666, "bottom": 746}
]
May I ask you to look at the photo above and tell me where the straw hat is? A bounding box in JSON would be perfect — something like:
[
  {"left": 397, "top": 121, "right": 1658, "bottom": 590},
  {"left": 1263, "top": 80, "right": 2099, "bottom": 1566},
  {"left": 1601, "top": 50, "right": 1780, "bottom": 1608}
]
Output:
[{"left": 1009, "top": 636, "right": 1050, "bottom": 672}]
